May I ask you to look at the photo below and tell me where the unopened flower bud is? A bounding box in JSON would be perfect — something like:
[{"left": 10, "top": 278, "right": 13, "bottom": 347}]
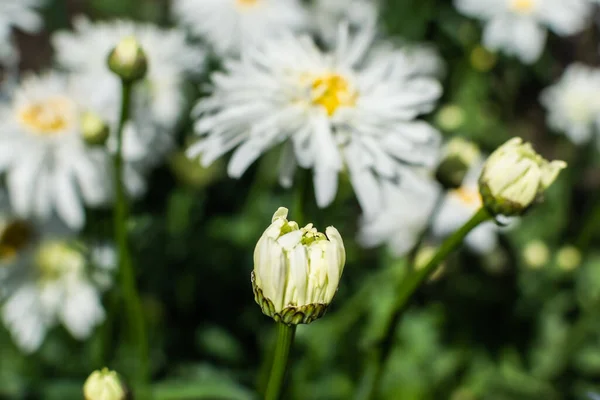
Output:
[
  {"left": 107, "top": 36, "right": 147, "bottom": 83},
  {"left": 252, "top": 207, "right": 346, "bottom": 325},
  {"left": 435, "top": 137, "right": 481, "bottom": 189},
  {"left": 81, "top": 111, "right": 110, "bottom": 146},
  {"left": 479, "top": 137, "right": 566, "bottom": 216},
  {"left": 83, "top": 368, "right": 126, "bottom": 400}
]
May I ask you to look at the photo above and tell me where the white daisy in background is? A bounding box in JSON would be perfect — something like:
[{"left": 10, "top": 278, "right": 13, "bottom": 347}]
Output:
[
  {"left": 540, "top": 63, "right": 600, "bottom": 145},
  {"left": 312, "top": 0, "right": 379, "bottom": 45},
  {"left": 0, "top": 0, "right": 46, "bottom": 68},
  {"left": 52, "top": 16, "right": 207, "bottom": 170},
  {"left": 187, "top": 25, "right": 442, "bottom": 216},
  {"left": 454, "top": 0, "right": 592, "bottom": 64},
  {"left": 358, "top": 177, "right": 441, "bottom": 257},
  {"left": 0, "top": 209, "right": 116, "bottom": 353},
  {"left": 432, "top": 161, "right": 499, "bottom": 254},
  {"left": 0, "top": 72, "right": 112, "bottom": 230},
  {"left": 172, "top": 0, "right": 309, "bottom": 57}
]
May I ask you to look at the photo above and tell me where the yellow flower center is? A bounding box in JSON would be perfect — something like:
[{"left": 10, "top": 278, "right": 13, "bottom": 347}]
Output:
[
  {"left": 236, "top": 0, "right": 261, "bottom": 8},
  {"left": 0, "top": 220, "right": 34, "bottom": 262},
  {"left": 509, "top": 0, "right": 535, "bottom": 14},
  {"left": 36, "top": 240, "right": 85, "bottom": 281},
  {"left": 451, "top": 186, "right": 483, "bottom": 209},
  {"left": 311, "top": 74, "right": 357, "bottom": 116},
  {"left": 17, "top": 96, "right": 74, "bottom": 135}
]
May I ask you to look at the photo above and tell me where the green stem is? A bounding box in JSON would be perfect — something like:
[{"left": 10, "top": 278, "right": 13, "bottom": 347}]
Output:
[
  {"left": 355, "top": 207, "right": 491, "bottom": 400},
  {"left": 114, "top": 81, "right": 149, "bottom": 392},
  {"left": 575, "top": 200, "right": 600, "bottom": 251},
  {"left": 264, "top": 323, "right": 297, "bottom": 400}
]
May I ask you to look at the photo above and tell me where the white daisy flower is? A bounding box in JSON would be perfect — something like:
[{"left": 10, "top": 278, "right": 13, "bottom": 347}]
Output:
[
  {"left": 0, "top": 0, "right": 46, "bottom": 67},
  {"left": 540, "top": 63, "right": 600, "bottom": 145},
  {"left": 358, "top": 177, "right": 441, "bottom": 257},
  {"left": 0, "top": 216, "right": 116, "bottom": 353},
  {"left": 312, "top": 0, "right": 379, "bottom": 45},
  {"left": 0, "top": 72, "right": 112, "bottom": 230},
  {"left": 454, "top": 0, "right": 592, "bottom": 64},
  {"left": 187, "top": 25, "right": 442, "bottom": 216},
  {"left": 52, "top": 16, "right": 207, "bottom": 167},
  {"left": 172, "top": 0, "right": 309, "bottom": 57},
  {"left": 432, "top": 161, "right": 499, "bottom": 254}
]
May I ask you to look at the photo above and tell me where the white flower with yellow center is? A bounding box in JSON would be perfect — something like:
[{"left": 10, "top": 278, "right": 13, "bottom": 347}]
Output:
[
  {"left": 0, "top": 72, "right": 112, "bottom": 230},
  {"left": 358, "top": 177, "right": 441, "bottom": 257},
  {"left": 540, "top": 63, "right": 600, "bottom": 145},
  {"left": 0, "top": 217, "right": 116, "bottom": 353},
  {"left": 187, "top": 26, "right": 442, "bottom": 216},
  {"left": 454, "top": 0, "right": 591, "bottom": 63},
  {"left": 52, "top": 16, "right": 207, "bottom": 168},
  {"left": 0, "top": 0, "right": 46, "bottom": 67},
  {"left": 433, "top": 162, "right": 499, "bottom": 254},
  {"left": 312, "top": 0, "right": 379, "bottom": 45},
  {"left": 172, "top": 0, "right": 309, "bottom": 57}
]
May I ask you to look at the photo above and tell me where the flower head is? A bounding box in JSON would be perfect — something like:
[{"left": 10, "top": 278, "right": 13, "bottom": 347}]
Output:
[
  {"left": 0, "top": 72, "right": 112, "bottom": 229},
  {"left": 454, "top": 0, "right": 591, "bottom": 63},
  {"left": 252, "top": 207, "right": 345, "bottom": 325},
  {"left": 187, "top": 25, "right": 442, "bottom": 216},
  {"left": 479, "top": 137, "right": 566, "bottom": 216},
  {"left": 83, "top": 368, "right": 126, "bottom": 400},
  {"left": 540, "top": 63, "right": 600, "bottom": 145},
  {"left": 173, "top": 0, "right": 309, "bottom": 56},
  {"left": 52, "top": 17, "right": 207, "bottom": 168}
]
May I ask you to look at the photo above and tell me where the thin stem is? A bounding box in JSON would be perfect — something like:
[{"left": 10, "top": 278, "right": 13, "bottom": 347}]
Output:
[
  {"left": 114, "top": 81, "right": 149, "bottom": 392},
  {"left": 575, "top": 200, "right": 600, "bottom": 251},
  {"left": 355, "top": 207, "right": 491, "bottom": 400},
  {"left": 265, "top": 323, "right": 297, "bottom": 400}
]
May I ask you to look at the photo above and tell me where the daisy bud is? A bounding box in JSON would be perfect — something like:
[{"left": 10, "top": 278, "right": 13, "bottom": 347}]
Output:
[
  {"left": 81, "top": 111, "right": 110, "bottom": 146},
  {"left": 83, "top": 368, "right": 126, "bottom": 400},
  {"left": 435, "top": 137, "right": 481, "bottom": 189},
  {"left": 107, "top": 36, "right": 147, "bottom": 83},
  {"left": 478, "top": 137, "right": 566, "bottom": 216},
  {"left": 252, "top": 207, "right": 346, "bottom": 325}
]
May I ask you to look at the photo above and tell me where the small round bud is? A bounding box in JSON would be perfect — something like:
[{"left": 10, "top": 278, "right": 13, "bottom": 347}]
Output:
[
  {"left": 107, "top": 36, "right": 148, "bottom": 83},
  {"left": 556, "top": 246, "right": 582, "bottom": 271},
  {"left": 479, "top": 137, "right": 566, "bottom": 217},
  {"left": 435, "top": 137, "right": 481, "bottom": 189},
  {"left": 83, "top": 368, "right": 126, "bottom": 400},
  {"left": 522, "top": 240, "right": 550, "bottom": 269},
  {"left": 81, "top": 111, "right": 110, "bottom": 146},
  {"left": 252, "top": 207, "right": 346, "bottom": 325}
]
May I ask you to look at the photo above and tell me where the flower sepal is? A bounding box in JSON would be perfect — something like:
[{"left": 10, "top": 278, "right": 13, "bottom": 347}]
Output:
[{"left": 251, "top": 271, "right": 328, "bottom": 325}]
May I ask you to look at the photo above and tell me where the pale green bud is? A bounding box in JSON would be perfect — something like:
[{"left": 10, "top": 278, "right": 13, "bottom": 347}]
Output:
[
  {"left": 556, "top": 246, "right": 582, "bottom": 271},
  {"left": 81, "top": 111, "right": 110, "bottom": 146},
  {"left": 436, "top": 137, "right": 481, "bottom": 189},
  {"left": 107, "top": 36, "right": 147, "bottom": 83},
  {"left": 252, "top": 207, "right": 346, "bottom": 325},
  {"left": 83, "top": 368, "right": 126, "bottom": 400},
  {"left": 522, "top": 240, "right": 550, "bottom": 269},
  {"left": 479, "top": 137, "right": 566, "bottom": 216}
]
